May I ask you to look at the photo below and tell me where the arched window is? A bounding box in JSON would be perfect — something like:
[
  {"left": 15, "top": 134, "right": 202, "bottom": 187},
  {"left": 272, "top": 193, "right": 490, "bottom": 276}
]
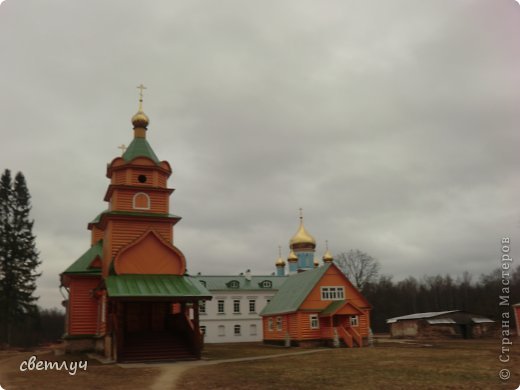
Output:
[
  {"left": 227, "top": 280, "right": 240, "bottom": 289},
  {"left": 259, "top": 280, "right": 272, "bottom": 289},
  {"left": 133, "top": 192, "right": 150, "bottom": 210}
]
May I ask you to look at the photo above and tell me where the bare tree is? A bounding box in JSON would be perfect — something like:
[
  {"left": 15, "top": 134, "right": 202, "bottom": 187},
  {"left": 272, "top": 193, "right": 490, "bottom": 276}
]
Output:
[{"left": 335, "top": 249, "right": 380, "bottom": 292}]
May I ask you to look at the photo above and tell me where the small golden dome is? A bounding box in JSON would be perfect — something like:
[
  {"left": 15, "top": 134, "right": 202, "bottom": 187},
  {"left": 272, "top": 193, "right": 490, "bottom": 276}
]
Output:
[
  {"left": 276, "top": 256, "right": 286, "bottom": 267},
  {"left": 287, "top": 250, "right": 298, "bottom": 262},
  {"left": 323, "top": 249, "right": 334, "bottom": 262},
  {"left": 132, "top": 110, "right": 149, "bottom": 129},
  {"left": 290, "top": 221, "right": 316, "bottom": 247}
]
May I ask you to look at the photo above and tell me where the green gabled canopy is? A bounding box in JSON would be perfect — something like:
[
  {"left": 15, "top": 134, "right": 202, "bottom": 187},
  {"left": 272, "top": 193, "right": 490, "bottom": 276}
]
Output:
[
  {"left": 105, "top": 274, "right": 212, "bottom": 298},
  {"left": 122, "top": 137, "right": 160, "bottom": 163},
  {"left": 62, "top": 240, "right": 103, "bottom": 275},
  {"left": 260, "top": 263, "right": 331, "bottom": 316},
  {"left": 320, "top": 300, "right": 347, "bottom": 317}
]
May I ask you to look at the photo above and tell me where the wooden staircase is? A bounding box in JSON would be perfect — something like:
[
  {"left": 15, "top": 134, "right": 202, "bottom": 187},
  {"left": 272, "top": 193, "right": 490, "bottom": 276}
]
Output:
[
  {"left": 120, "top": 331, "right": 197, "bottom": 362},
  {"left": 336, "top": 326, "right": 362, "bottom": 348}
]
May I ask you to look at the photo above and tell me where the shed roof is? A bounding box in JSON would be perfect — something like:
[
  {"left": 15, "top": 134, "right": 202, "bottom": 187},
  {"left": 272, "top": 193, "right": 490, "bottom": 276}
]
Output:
[
  {"left": 260, "top": 263, "right": 331, "bottom": 316},
  {"left": 387, "top": 310, "right": 459, "bottom": 324},
  {"left": 105, "top": 274, "right": 211, "bottom": 298},
  {"left": 62, "top": 240, "right": 103, "bottom": 275}
]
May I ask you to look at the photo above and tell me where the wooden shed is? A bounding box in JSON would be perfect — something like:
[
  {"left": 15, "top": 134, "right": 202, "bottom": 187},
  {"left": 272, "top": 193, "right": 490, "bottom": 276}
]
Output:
[{"left": 387, "top": 310, "right": 495, "bottom": 339}]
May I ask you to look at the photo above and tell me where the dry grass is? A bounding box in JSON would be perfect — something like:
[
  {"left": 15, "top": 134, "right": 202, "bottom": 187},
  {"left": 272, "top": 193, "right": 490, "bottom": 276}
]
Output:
[
  {"left": 0, "top": 350, "right": 159, "bottom": 390},
  {"left": 202, "top": 342, "right": 304, "bottom": 360},
  {"left": 179, "top": 339, "right": 520, "bottom": 390}
]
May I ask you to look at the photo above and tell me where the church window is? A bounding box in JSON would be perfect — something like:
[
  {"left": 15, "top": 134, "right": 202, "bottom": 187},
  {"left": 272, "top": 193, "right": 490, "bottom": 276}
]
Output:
[
  {"left": 227, "top": 280, "right": 240, "bottom": 289},
  {"left": 310, "top": 315, "right": 319, "bottom": 329},
  {"left": 218, "top": 300, "right": 225, "bottom": 314},
  {"left": 259, "top": 280, "right": 272, "bottom": 288},
  {"left": 249, "top": 299, "right": 256, "bottom": 313},
  {"left": 268, "top": 318, "right": 273, "bottom": 331},
  {"left": 276, "top": 316, "right": 283, "bottom": 331},
  {"left": 133, "top": 192, "right": 150, "bottom": 210},
  {"left": 233, "top": 300, "right": 241, "bottom": 313},
  {"left": 234, "top": 325, "right": 241, "bottom": 336},
  {"left": 350, "top": 316, "right": 359, "bottom": 327},
  {"left": 320, "top": 286, "right": 345, "bottom": 301},
  {"left": 138, "top": 174, "right": 147, "bottom": 183},
  {"left": 218, "top": 325, "right": 225, "bottom": 336}
]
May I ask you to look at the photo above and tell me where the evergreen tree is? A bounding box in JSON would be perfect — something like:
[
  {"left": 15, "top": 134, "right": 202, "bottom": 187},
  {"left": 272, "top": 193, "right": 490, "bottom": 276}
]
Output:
[{"left": 0, "top": 170, "right": 41, "bottom": 345}]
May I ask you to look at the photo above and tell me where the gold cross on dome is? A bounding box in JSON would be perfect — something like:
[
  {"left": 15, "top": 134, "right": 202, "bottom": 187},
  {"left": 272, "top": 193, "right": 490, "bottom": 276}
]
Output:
[
  {"left": 118, "top": 144, "right": 127, "bottom": 155},
  {"left": 299, "top": 208, "right": 303, "bottom": 220},
  {"left": 136, "top": 83, "right": 147, "bottom": 110}
]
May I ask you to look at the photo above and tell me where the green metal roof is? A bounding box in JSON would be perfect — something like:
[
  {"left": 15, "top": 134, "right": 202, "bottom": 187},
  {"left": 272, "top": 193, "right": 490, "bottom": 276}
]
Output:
[
  {"left": 260, "top": 263, "right": 331, "bottom": 316},
  {"left": 193, "top": 275, "right": 287, "bottom": 291},
  {"left": 320, "top": 300, "right": 347, "bottom": 317},
  {"left": 106, "top": 274, "right": 212, "bottom": 298},
  {"left": 89, "top": 210, "right": 108, "bottom": 224},
  {"left": 122, "top": 137, "right": 160, "bottom": 164},
  {"left": 63, "top": 240, "right": 103, "bottom": 275}
]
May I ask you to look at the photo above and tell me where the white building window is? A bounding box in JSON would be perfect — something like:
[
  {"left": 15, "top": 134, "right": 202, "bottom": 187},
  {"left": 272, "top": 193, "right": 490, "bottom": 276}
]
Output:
[
  {"left": 234, "top": 324, "right": 241, "bottom": 336},
  {"left": 132, "top": 192, "right": 150, "bottom": 210},
  {"left": 260, "top": 280, "right": 272, "bottom": 288},
  {"left": 268, "top": 318, "right": 273, "bottom": 331},
  {"left": 233, "top": 299, "right": 241, "bottom": 314},
  {"left": 218, "top": 325, "right": 225, "bottom": 336},
  {"left": 276, "top": 316, "right": 283, "bottom": 331},
  {"left": 310, "top": 314, "right": 319, "bottom": 329},
  {"left": 199, "top": 301, "right": 206, "bottom": 314},
  {"left": 218, "top": 300, "right": 225, "bottom": 314},
  {"left": 200, "top": 326, "right": 206, "bottom": 336},
  {"left": 249, "top": 299, "right": 256, "bottom": 313},
  {"left": 350, "top": 315, "right": 359, "bottom": 327},
  {"left": 250, "top": 324, "right": 257, "bottom": 336},
  {"left": 320, "top": 286, "right": 345, "bottom": 301}
]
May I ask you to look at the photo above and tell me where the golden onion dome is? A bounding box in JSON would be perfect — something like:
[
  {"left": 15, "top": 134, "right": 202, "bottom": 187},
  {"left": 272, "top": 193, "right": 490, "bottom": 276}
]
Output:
[
  {"left": 323, "top": 249, "right": 334, "bottom": 263},
  {"left": 290, "top": 220, "right": 316, "bottom": 247},
  {"left": 132, "top": 110, "right": 149, "bottom": 129},
  {"left": 287, "top": 250, "right": 298, "bottom": 262},
  {"left": 276, "top": 256, "right": 286, "bottom": 267}
]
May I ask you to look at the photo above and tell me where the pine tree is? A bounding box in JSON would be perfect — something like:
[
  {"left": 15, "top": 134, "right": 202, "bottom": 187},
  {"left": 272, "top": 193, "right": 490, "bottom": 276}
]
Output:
[{"left": 0, "top": 170, "right": 41, "bottom": 345}]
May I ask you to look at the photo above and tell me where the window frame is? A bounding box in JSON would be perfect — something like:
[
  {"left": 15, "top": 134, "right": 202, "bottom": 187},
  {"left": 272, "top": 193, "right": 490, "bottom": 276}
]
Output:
[
  {"left": 217, "top": 300, "right": 225, "bottom": 314},
  {"left": 249, "top": 299, "right": 256, "bottom": 313},
  {"left": 309, "top": 314, "right": 319, "bottom": 329},
  {"left": 320, "top": 286, "right": 345, "bottom": 301},
  {"left": 350, "top": 315, "right": 359, "bottom": 327},
  {"left": 234, "top": 324, "right": 241, "bottom": 336},
  {"left": 276, "top": 316, "right": 283, "bottom": 331},
  {"left": 233, "top": 299, "right": 241, "bottom": 314}
]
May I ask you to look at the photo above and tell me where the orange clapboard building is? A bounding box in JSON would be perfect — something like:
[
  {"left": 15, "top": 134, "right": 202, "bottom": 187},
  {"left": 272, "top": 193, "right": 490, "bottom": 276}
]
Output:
[
  {"left": 261, "top": 216, "right": 372, "bottom": 347},
  {"left": 60, "top": 88, "right": 211, "bottom": 362}
]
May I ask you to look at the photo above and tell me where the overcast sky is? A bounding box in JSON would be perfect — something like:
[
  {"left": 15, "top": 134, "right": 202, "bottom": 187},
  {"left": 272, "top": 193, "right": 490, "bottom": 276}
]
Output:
[{"left": 1, "top": 0, "right": 520, "bottom": 309}]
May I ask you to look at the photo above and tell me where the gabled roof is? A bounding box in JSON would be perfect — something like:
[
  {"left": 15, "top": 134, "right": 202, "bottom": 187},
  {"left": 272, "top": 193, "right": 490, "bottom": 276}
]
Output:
[
  {"left": 193, "top": 275, "right": 287, "bottom": 291},
  {"left": 319, "top": 300, "right": 363, "bottom": 317},
  {"left": 105, "top": 274, "right": 212, "bottom": 298},
  {"left": 62, "top": 240, "right": 103, "bottom": 275},
  {"left": 260, "top": 263, "right": 331, "bottom": 316},
  {"left": 122, "top": 137, "right": 160, "bottom": 163},
  {"left": 387, "top": 310, "right": 459, "bottom": 324}
]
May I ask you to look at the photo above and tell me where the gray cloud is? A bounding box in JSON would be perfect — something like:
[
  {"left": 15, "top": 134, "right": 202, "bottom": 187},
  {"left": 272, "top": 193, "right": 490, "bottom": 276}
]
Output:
[{"left": 1, "top": 0, "right": 519, "bottom": 309}]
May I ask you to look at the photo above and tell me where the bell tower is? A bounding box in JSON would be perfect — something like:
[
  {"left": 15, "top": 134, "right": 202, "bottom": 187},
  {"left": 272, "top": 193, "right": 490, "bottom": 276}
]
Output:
[{"left": 289, "top": 209, "right": 316, "bottom": 273}]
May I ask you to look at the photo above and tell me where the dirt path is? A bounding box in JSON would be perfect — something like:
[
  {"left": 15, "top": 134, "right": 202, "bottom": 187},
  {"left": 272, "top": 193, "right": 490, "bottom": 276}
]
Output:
[{"left": 129, "top": 349, "right": 331, "bottom": 390}]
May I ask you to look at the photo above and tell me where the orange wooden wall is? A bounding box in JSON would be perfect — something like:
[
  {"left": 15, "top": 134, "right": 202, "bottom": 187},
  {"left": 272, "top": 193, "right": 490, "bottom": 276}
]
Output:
[{"left": 68, "top": 277, "right": 100, "bottom": 335}]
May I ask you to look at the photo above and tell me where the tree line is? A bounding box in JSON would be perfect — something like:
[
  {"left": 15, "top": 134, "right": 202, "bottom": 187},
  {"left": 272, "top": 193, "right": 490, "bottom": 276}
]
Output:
[{"left": 336, "top": 249, "right": 520, "bottom": 333}]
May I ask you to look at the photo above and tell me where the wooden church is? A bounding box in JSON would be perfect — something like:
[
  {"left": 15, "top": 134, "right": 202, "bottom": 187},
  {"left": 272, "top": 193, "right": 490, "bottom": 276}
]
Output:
[
  {"left": 60, "top": 88, "right": 211, "bottom": 362},
  {"left": 261, "top": 215, "right": 372, "bottom": 347}
]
